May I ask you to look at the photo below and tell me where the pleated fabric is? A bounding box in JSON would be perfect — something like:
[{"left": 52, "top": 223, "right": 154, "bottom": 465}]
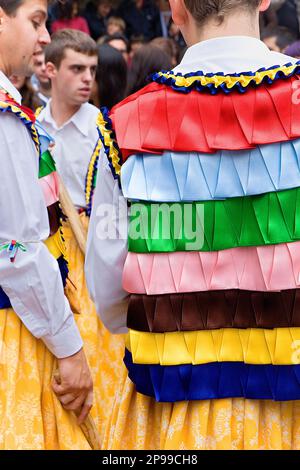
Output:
[
  {"left": 123, "top": 246, "right": 300, "bottom": 294},
  {"left": 102, "top": 369, "right": 300, "bottom": 450},
  {"left": 0, "top": 308, "right": 92, "bottom": 449},
  {"left": 110, "top": 78, "right": 300, "bottom": 160},
  {"left": 121, "top": 141, "right": 300, "bottom": 202},
  {"left": 98, "top": 70, "right": 300, "bottom": 450}
]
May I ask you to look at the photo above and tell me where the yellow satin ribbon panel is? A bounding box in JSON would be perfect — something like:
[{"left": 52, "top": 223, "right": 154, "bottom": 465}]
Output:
[
  {"left": 44, "top": 229, "right": 67, "bottom": 260},
  {"left": 127, "top": 328, "right": 300, "bottom": 366}
]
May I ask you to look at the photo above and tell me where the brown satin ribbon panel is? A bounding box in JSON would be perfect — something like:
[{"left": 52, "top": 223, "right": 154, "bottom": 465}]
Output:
[
  {"left": 47, "top": 201, "right": 61, "bottom": 236},
  {"left": 127, "top": 290, "right": 300, "bottom": 332}
]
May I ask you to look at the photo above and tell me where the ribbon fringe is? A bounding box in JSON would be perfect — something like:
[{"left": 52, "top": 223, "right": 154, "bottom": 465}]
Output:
[
  {"left": 128, "top": 189, "right": 300, "bottom": 253},
  {"left": 121, "top": 140, "right": 300, "bottom": 202},
  {"left": 127, "top": 327, "right": 300, "bottom": 366},
  {"left": 152, "top": 62, "right": 300, "bottom": 94},
  {"left": 127, "top": 291, "right": 300, "bottom": 331},
  {"left": 111, "top": 78, "right": 300, "bottom": 160},
  {"left": 123, "top": 245, "right": 300, "bottom": 294},
  {"left": 124, "top": 350, "right": 300, "bottom": 402}
]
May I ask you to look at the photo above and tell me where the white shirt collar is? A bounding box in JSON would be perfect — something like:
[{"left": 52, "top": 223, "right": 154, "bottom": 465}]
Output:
[
  {"left": 0, "top": 71, "right": 22, "bottom": 104},
  {"left": 173, "top": 36, "right": 299, "bottom": 75},
  {"left": 42, "top": 100, "right": 92, "bottom": 137}
]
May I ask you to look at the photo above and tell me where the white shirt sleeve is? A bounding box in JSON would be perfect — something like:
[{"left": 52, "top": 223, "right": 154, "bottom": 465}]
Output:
[
  {"left": 85, "top": 147, "right": 129, "bottom": 333},
  {"left": 0, "top": 112, "right": 83, "bottom": 358}
]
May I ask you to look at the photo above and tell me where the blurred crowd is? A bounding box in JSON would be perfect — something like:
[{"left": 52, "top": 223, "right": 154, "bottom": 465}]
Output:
[{"left": 14, "top": 0, "right": 300, "bottom": 113}]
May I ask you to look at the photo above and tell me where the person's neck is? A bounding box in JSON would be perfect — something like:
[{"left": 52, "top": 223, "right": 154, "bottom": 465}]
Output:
[
  {"left": 0, "top": 54, "right": 11, "bottom": 78},
  {"left": 39, "top": 83, "right": 52, "bottom": 98},
  {"left": 185, "top": 11, "right": 260, "bottom": 46},
  {"left": 50, "top": 93, "right": 81, "bottom": 128}
]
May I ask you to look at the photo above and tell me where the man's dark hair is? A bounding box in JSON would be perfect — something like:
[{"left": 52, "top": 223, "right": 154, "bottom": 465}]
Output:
[
  {"left": 0, "top": 0, "right": 55, "bottom": 16},
  {"left": 104, "top": 33, "right": 130, "bottom": 53},
  {"left": 55, "top": 0, "right": 77, "bottom": 20},
  {"left": 184, "top": 0, "right": 261, "bottom": 25}
]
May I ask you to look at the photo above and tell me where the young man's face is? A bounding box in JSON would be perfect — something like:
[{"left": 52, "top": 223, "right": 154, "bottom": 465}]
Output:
[
  {"left": 263, "top": 35, "right": 281, "bottom": 52},
  {"left": 135, "top": 0, "right": 144, "bottom": 9},
  {"left": 107, "top": 23, "right": 123, "bottom": 36},
  {"left": 48, "top": 48, "right": 98, "bottom": 106},
  {"left": 98, "top": 2, "right": 111, "bottom": 18},
  {"left": 32, "top": 50, "right": 50, "bottom": 86},
  {"left": 0, "top": 0, "right": 50, "bottom": 76},
  {"left": 108, "top": 39, "right": 129, "bottom": 63}
]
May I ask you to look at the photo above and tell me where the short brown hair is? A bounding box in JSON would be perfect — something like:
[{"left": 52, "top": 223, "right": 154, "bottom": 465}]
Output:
[
  {"left": 184, "top": 0, "right": 261, "bottom": 26},
  {"left": 0, "top": 0, "right": 55, "bottom": 15},
  {"left": 45, "top": 29, "right": 97, "bottom": 68}
]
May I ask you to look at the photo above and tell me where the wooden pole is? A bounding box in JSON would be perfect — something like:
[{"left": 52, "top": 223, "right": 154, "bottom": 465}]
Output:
[{"left": 57, "top": 175, "right": 87, "bottom": 256}]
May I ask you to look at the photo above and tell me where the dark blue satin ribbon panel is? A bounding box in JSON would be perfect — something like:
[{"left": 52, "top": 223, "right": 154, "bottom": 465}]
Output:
[{"left": 124, "top": 349, "right": 300, "bottom": 402}]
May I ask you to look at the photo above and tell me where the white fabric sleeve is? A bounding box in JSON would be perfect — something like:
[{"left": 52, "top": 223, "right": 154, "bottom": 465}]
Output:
[
  {"left": 0, "top": 113, "right": 83, "bottom": 358},
  {"left": 85, "top": 147, "right": 129, "bottom": 333}
]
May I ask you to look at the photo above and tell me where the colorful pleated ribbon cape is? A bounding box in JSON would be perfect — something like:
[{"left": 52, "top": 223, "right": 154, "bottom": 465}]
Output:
[
  {"left": 98, "top": 63, "right": 300, "bottom": 402},
  {"left": 0, "top": 92, "right": 68, "bottom": 309}
]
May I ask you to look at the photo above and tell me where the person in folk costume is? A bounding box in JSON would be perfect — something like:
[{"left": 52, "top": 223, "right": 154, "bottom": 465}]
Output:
[
  {"left": 0, "top": 0, "right": 98, "bottom": 449},
  {"left": 86, "top": 0, "right": 300, "bottom": 450},
  {"left": 37, "top": 28, "right": 126, "bottom": 444}
]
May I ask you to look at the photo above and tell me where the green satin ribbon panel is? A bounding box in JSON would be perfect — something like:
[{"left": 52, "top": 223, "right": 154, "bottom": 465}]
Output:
[
  {"left": 39, "top": 150, "right": 56, "bottom": 178},
  {"left": 128, "top": 188, "right": 300, "bottom": 252}
]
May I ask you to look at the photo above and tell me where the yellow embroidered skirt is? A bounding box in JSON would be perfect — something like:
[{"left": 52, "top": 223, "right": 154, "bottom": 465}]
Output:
[
  {"left": 0, "top": 308, "right": 93, "bottom": 450},
  {"left": 102, "top": 366, "right": 300, "bottom": 450}
]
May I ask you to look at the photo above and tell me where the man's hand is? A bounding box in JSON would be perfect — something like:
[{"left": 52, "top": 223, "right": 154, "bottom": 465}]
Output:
[{"left": 52, "top": 348, "right": 93, "bottom": 425}]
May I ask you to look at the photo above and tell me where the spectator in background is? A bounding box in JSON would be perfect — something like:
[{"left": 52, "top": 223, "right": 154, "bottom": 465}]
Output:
[
  {"left": 31, "top": 49, "right": 51, "bottom": 106},
  {"left": 168, "top": 19, "right": 186, "bottom": 49},
  {"left": 91, "top": 44, "right": 128, "bottom": 109},
  {"left": 156, "top": 0, "right": 172, "bottom": 37},
  {"left": 129, "top": 35, "right": 145, "bottom": 60},
  {"left": 261, "top": 0, "right": 300, "bottom": 37},
  {"left": 103, "top": 33, "right": 130, "bottom": 64},
  {"left": 10, "top": 74, "right": 43, "bottom": 111},
  {"left": 118, "top": 0, "right": 162, "bottom": 40},
  {"left": 261, "top": 0, "right": 285, "bottom": 28},
  {"left": 107, "top": 16, "right": 127, "bottom": 36},
  {"left": 285, "top": 40, "right": 300, "bottom": 56},
  {"left": 151, "top": 37, "right": 178, "bottom": 66},
  {"left": 277, "top": 0, "right": 300, "bottom": 36},
  {"left": 127, "top": 44, "right": 172, "bottom": 95},
  {"left": 84, "top": 0, "right": 113, "bottom": 41},
  {"left": 261, "top": 25, "right": 297, "bottom": 51},
  {"left": 51, "top": 0, "right": 90, "bottom": 35}
]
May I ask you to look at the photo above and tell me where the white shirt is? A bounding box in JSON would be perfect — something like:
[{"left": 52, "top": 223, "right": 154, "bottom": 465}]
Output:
[
  {"left": 173, "top": 35, "right": 298, "bottom": 74},
  {"left": 38, "top": 101, "right": 100, "bottom": 208},
  {"left": 85, "top": 36, "right": 299, "bottom": 333},
  {"left": 0, "top": 71, "right": 83, "bottom": 358}
]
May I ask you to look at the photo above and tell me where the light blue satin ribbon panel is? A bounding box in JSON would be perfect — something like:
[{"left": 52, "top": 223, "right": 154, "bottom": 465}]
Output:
[
  {"left": 121, "top": 139, "right": 300, "bottom": 202},
  {"left": 35, "top": 120, "right": 54, "bottom": 155}
]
